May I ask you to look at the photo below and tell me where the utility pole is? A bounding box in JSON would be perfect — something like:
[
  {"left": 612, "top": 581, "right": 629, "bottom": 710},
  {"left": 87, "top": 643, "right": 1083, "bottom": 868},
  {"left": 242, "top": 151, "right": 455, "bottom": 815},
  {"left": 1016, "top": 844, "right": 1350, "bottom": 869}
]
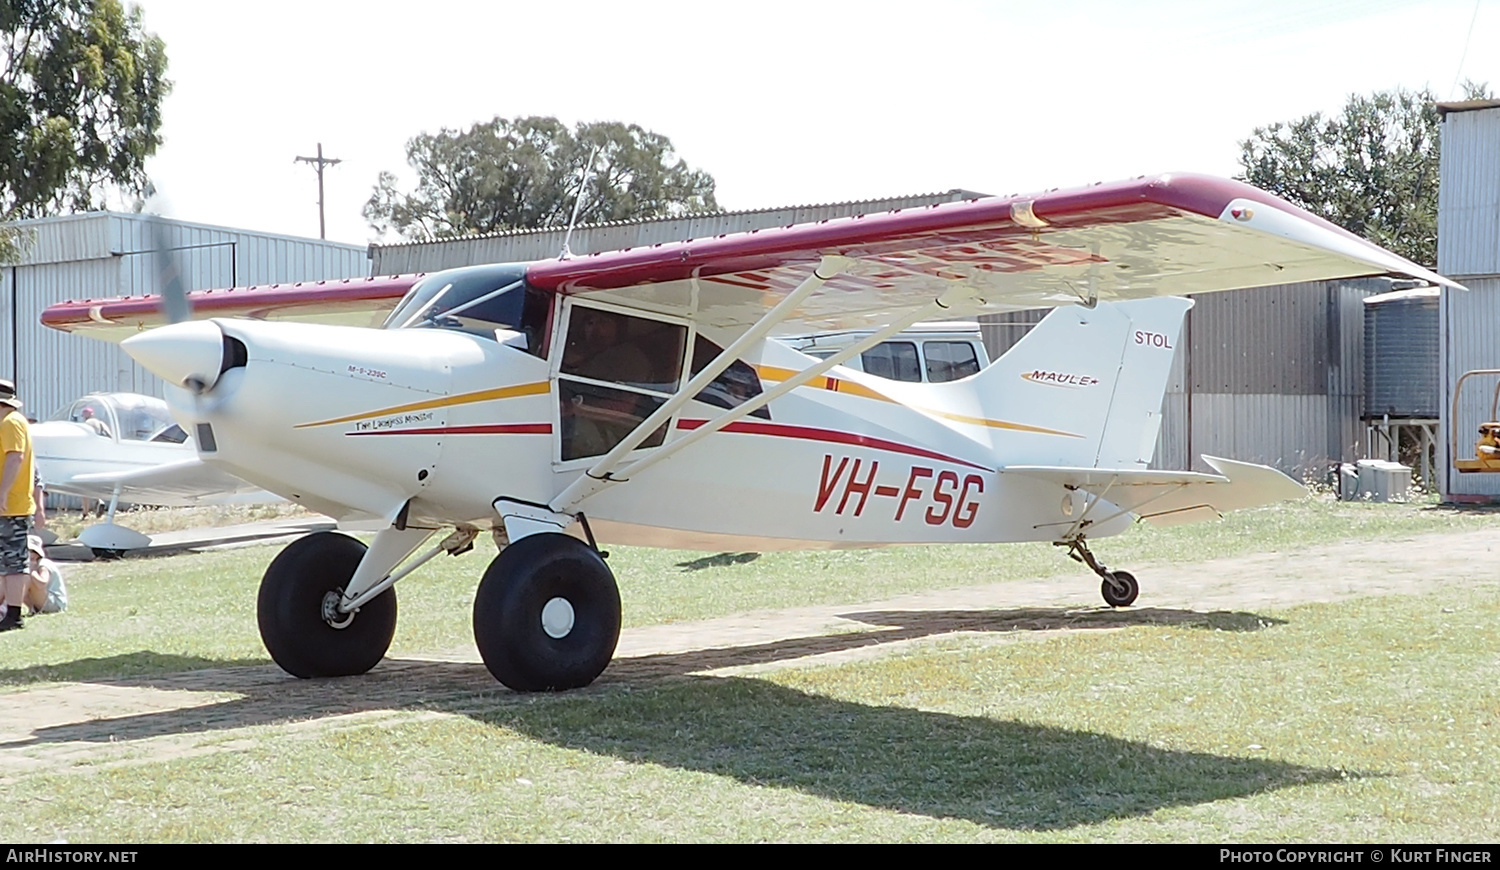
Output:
[{"left": 294, "top": 143, "right": 343, "bottom": 239}]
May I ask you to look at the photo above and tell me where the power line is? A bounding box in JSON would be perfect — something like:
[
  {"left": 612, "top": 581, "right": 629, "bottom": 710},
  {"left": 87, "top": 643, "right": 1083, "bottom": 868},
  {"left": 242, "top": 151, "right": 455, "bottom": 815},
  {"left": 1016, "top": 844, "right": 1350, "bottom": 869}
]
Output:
[
  {"left": 294, "top": 143, "right": 343, "bottom": 240},
  {"left": 1450, "top": 0, "right": 1484, "bottom": 99}
]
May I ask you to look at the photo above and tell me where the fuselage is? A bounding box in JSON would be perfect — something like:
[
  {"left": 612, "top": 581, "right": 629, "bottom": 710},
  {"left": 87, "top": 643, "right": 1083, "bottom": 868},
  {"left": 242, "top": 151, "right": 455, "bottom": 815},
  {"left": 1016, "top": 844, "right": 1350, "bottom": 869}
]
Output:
[{"left": 137, "top": 308, "right": 1121, "bottom": 551}]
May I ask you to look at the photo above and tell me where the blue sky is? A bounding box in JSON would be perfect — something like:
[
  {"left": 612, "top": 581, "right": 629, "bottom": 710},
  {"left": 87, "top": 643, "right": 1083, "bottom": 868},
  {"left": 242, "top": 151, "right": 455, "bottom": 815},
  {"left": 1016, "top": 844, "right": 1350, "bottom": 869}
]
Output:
[{"left": 129, "top": 0, "right": 1500, "bottom": 245}]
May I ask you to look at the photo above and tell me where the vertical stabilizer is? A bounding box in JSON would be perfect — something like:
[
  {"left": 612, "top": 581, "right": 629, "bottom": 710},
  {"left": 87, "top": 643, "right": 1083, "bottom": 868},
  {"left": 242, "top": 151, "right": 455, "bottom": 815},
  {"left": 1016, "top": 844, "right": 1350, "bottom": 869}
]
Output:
[{"left": 957, "top": 297, "right": 1191, "bottom": 469}]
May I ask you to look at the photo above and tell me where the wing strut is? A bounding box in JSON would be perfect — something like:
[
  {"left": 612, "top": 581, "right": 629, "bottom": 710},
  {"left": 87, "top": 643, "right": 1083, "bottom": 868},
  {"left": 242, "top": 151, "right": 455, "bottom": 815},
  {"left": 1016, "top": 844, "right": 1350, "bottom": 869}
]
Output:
[
  {"left": 549, "top": 255, "right": 851, "bottom": 512},
  {"left": 550, "top": 272, "right": 978, "bottom": 514}
]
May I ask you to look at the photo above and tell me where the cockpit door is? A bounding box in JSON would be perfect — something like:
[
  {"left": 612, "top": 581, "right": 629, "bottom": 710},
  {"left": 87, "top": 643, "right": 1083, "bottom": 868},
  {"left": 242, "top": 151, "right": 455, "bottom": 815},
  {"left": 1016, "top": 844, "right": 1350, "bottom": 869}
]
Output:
[{"left": 552, "top": 300, "right": 688, "bottom": 465}]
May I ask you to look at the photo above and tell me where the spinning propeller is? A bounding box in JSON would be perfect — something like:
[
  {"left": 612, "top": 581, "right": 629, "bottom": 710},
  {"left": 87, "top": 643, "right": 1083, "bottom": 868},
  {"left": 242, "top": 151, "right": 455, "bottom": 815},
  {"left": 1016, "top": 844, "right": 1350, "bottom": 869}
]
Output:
[{"left": 121, "top": 218, "right": 238, "bottom": 396}]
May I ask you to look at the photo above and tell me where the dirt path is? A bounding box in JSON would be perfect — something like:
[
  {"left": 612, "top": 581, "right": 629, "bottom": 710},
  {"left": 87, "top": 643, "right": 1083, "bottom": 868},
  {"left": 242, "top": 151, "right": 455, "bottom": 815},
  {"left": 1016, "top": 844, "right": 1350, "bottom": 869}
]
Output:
[{"left": 3, "top": 528, "right": 1498, "bottom": 780}]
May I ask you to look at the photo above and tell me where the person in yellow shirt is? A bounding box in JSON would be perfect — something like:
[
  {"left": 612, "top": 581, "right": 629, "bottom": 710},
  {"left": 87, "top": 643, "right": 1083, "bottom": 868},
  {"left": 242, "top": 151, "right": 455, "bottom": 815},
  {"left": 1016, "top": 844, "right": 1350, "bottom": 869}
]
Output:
[{"left": 0, "top": 379, "right": 36, "bottom": 632}]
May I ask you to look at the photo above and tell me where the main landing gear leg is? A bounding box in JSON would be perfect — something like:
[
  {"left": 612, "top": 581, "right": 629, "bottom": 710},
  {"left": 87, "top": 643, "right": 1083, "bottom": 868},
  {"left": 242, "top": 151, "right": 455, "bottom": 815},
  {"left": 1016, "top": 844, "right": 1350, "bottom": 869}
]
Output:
[{"left": 1057, "top": 538, "right": 1139, "bottom": 608}]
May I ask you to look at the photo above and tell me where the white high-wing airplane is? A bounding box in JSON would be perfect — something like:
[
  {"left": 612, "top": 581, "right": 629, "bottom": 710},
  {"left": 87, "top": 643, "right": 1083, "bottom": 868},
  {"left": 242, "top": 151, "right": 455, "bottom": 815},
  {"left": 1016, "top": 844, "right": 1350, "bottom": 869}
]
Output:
[
  {"left": 42, "top": 173, "right": 1457, "bottom": 691},
  {"left": 32, "top": 392, "right": 276, "bottom": 552}
]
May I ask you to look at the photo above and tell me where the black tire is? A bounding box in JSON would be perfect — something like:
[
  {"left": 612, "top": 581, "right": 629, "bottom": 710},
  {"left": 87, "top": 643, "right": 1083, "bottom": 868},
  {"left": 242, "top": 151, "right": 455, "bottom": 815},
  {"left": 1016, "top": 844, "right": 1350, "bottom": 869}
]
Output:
[
  {"left": 1100, "top": 570, "right": 1139, "bottom": 607},
  {"left": 473, "top": 533, "right": 621, "bottom": 692},
  {"left": 257, "top": 531, "right": 397, "bottom": 678}
]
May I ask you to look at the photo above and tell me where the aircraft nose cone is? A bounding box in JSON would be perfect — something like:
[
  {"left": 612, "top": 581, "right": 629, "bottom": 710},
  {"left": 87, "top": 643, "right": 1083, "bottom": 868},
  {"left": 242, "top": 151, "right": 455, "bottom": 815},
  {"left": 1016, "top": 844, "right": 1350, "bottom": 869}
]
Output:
[{"left": 121, "top": 321, "right": 228, "bottom": 392}]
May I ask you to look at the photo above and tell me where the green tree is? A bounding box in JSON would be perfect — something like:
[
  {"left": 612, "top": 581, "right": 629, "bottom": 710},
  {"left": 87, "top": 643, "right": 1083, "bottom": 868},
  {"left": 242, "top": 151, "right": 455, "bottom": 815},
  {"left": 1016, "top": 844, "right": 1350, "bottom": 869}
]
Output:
[
  {"left": 1237, "top": 83, "right": 1490, "bottom": 267},
  {"left": 365, "top": 116, "right": 719, "bottom": 241},
  {"left": 0, "top": 1, "right": 168, "bottom": 221}
]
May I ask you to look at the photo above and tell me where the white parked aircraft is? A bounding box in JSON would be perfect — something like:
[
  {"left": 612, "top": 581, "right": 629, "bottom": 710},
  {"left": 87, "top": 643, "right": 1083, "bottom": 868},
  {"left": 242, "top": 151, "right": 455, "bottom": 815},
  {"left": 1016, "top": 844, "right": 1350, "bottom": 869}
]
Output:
[
  {"left": 42, "top": 173, "right": 1457, "bottom": 691},
  {"left": 33, "top": 392, "right": 274, "bottom": 553}
]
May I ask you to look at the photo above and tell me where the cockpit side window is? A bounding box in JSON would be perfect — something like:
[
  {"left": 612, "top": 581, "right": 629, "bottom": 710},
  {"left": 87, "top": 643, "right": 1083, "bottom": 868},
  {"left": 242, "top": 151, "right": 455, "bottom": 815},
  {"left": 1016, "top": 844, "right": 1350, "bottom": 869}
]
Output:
[
  {"left": 560, "top": 307, "right": 686, "bottom": 392},
  {"left": 556, "top": 305, "right": 688, "bottom": 461}
]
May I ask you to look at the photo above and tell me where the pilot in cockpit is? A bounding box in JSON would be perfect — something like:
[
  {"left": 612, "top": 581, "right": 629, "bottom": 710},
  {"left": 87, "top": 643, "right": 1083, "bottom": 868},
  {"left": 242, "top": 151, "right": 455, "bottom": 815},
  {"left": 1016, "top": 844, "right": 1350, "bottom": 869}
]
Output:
[{"left": 80, "top": 407, "right": 111, "bottom": 438}]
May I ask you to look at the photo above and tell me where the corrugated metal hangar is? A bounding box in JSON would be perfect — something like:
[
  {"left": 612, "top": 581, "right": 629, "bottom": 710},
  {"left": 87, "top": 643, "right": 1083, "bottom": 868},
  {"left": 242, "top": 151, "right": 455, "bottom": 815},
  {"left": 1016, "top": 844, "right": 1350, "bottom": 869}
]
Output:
[
  {"left": 981, "top": 277, "right": 1407, "bottom": 480},
  {"left": 367, "top": 190, "right": 988, "bottom": 273},
  {"left": 1438, "top": 99, "right": 1500, "bottom": 499},
  {"left": 1, "top": 212, "right": 365, "bottom": 419},
  {"left": 369, "top": 194, "right": 1414, "bottom": 483},
  {"left": 7, "top": 179, "right": 1458, "bottom": 487}
]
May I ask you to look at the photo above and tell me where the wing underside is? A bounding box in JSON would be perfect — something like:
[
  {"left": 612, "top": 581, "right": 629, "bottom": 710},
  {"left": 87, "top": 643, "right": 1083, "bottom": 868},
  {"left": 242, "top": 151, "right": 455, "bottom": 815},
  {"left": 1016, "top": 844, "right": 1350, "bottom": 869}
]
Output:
[{"left": 42, "top": 173, "right": 1458, "bottom": 343}]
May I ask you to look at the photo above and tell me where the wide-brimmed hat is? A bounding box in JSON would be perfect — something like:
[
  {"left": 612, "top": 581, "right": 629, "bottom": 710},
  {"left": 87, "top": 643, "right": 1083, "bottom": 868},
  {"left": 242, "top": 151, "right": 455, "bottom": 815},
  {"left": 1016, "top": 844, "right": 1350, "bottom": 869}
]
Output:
[
  {"left": 26, "top": 535, "right": 43, "bottom": 556},
  {"left": 0, "top": 380, "right": 21, "bottom": 410}
]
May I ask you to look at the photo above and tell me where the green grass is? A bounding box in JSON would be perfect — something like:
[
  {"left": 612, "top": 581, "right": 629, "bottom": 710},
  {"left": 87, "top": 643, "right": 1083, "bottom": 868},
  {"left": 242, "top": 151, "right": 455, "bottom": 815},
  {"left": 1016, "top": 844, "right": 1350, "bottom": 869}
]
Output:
[
  {"left": 3, "top": 495, "right": 1499, "bottom": 841},
  {"left": 5, "top": 586, "right": 1498, "bottom": 841},
  {"left": 4, "top": 493, "right": 1499, "bottom": 685}
]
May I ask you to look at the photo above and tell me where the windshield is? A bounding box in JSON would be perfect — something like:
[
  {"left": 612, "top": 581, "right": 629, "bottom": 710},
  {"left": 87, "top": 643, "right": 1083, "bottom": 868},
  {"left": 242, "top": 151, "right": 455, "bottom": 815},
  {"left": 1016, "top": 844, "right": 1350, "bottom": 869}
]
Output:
[
  {"left": 383, "top": 264, "right": 550, "bottom": 356},
  {"left": 49, "top": 394, "right": 176, "bottom": 442},
  {"left": 385, "top": 264, "right": 530, "bottom": 331}
]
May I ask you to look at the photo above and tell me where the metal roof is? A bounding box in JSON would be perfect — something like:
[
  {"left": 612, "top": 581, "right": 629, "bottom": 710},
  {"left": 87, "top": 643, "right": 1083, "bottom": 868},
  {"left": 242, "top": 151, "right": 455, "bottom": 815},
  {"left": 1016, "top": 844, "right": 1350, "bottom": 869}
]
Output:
[
  {"left": 1436, "top": 99, "right": 1500, "bottom": 118},
  {"left": 370, "top": 188, "right": 991, "bottom": 251}
]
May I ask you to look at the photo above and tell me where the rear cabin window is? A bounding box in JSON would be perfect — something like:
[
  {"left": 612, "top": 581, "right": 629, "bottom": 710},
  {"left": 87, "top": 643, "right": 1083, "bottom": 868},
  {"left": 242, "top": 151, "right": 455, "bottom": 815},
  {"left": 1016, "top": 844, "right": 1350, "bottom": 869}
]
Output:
[
  {"left": 924, "top": 341, "right": 981, "bottom": 382},
  {"left": 860, "top": 341, "right": 921, "bottom": 382},
  {"left": 690, "top": 335, "right": 768, "bottom": 420}
]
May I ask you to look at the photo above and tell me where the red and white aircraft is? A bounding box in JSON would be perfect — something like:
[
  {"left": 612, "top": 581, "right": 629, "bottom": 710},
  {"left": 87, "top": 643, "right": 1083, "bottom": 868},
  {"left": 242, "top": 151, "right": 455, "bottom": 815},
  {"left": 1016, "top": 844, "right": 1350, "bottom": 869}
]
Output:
[{"left": 42, "top": 173, "right": 1455, "bottom": 691}]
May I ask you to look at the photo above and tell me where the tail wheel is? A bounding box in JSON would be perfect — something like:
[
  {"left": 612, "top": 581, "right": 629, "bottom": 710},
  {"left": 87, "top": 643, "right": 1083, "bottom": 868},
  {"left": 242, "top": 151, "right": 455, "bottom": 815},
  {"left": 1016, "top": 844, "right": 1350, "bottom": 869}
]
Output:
[
  {"left": 1100, "top": 570, "right": 1139, "bottom": 608},
  {"left": 257, "top": 531, "right": 397, "bottom": 678},
  {"left": 473, "top": 533, "right": 621, "bottom": 692}
]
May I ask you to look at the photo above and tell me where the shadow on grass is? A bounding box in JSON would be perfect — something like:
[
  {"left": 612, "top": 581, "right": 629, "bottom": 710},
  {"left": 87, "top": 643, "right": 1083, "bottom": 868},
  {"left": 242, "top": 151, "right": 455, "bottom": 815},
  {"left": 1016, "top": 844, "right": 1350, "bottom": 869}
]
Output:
[
  {"left": 477, "top": 675, "right": 1342, "bottom": 831},
  {"left": 844, "top": 607, "right": 1284, "bottom": 634},
  {"left": 1420, "top": 501, "right": 1500, "bottom": 515},
  {"left": 674, "top": 552, "right": 762, "bottom": 571},
  {"left": 2, "top": 604, "right": 1328, "bottom": 829},
  {"left": 6, "top": 661, "right": 1339, "bottom": 831},
  {"left": 4, "top": 604, "right": 1284, "bottom": 742},
  {"left": 0, "top": 652, "right": 269, "bottom": 685}
]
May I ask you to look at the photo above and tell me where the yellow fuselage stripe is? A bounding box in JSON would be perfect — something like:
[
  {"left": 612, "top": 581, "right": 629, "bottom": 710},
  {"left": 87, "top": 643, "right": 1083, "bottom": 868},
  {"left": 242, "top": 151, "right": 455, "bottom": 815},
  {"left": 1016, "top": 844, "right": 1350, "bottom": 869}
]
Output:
[
  {"left": 295, "top": 381, "right": 551, "bottom": 428},
  {"left": 756, "top": 365, "right": 1081, "bottom": 439}
]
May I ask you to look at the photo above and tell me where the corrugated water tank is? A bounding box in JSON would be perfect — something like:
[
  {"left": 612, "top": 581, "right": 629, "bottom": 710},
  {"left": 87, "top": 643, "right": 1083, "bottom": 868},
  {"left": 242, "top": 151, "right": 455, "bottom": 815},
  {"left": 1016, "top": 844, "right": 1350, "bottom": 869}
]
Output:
[{"left": 1363, "top": 287, "right": 1440, "bottom": 418}]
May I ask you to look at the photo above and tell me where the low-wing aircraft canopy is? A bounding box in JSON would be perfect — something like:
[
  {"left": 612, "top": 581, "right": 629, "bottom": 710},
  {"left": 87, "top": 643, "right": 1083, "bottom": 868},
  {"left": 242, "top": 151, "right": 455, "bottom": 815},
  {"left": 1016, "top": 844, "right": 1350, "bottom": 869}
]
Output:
[
  {"left": 32, "top": 391, "right": 279, "bottom": 553},
  {"left": 50, "top": 392, "right": 185, "bottom": 444}
]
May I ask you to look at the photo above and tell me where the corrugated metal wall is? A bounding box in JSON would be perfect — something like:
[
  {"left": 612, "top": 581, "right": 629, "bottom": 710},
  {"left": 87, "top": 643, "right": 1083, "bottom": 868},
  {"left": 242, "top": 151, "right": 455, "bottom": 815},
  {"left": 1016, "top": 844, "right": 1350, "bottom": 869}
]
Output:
[
  {"left": 364, "top": 187, "right": 1403, "bottom": 482},
  {"left": 4, "top": 212, "right": 368, "bottom": 419},
  {"left": 1440, "top": 278, "right": 1500, "bottom": 496},
  {"left": 980, "top": 279, "right": 1382, "bottom": 478},
  {"left": 370, "top": 191, "right": 986, "bottom": 274},
  {"left": 1438, "top": 103, "right": 1500, "bottom": 498},
  {"left": 1438, "top": 106, "right": 1500, "bottom": 277}
]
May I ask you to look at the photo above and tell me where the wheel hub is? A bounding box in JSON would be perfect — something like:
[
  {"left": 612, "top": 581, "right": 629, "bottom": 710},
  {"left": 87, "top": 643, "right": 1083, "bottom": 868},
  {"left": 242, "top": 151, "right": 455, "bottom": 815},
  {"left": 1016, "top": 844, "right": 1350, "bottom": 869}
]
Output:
[
  {"left": 540, "top": 596, "right": 575, "bottom": 639},
  {"left": 321, "top": 590, "right": 356, "bottom": 629}
]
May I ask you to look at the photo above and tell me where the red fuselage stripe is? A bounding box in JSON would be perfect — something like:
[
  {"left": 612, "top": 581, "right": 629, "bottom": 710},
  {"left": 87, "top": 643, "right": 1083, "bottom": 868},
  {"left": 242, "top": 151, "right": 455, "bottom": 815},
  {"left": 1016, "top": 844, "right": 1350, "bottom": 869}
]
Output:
[
  {"left": 347, "top": 423, "right": 552, "bottom": 436},
  {"left": 675, "top": 418, "right": 990, "bottom": 471}
]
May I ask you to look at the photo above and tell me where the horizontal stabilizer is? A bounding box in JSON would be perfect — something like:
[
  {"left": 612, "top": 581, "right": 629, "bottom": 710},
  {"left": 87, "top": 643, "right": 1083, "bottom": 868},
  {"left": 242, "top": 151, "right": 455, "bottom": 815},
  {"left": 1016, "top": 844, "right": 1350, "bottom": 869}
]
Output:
[{"left": 1003, "top": 455, "right": 1304, "bottom": 527}]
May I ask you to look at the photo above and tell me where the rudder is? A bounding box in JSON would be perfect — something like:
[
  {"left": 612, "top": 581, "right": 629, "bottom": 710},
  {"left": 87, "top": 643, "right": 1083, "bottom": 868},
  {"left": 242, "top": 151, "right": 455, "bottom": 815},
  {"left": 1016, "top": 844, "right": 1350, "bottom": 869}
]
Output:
[{"left": 959, "top": 297, "right": 1192, "bottom": 468}]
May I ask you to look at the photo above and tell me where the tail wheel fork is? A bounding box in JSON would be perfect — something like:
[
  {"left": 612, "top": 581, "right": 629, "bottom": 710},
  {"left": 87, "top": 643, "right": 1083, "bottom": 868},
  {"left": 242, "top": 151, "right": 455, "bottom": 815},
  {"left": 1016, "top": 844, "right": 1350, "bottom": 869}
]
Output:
[{"left": 1057, "top": 537, "right": 1140, "bottom": 608}]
